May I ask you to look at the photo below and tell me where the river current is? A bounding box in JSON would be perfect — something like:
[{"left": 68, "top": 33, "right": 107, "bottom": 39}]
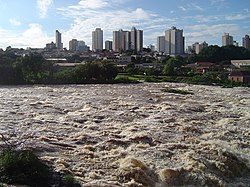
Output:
[{"left": 0, "top": 83, "right": 249, "bottom": 186}]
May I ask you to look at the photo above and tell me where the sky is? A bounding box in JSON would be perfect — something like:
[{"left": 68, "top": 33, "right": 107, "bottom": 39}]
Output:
[{"left": 0, "top": 0, "right": 250, "bottom": 50}]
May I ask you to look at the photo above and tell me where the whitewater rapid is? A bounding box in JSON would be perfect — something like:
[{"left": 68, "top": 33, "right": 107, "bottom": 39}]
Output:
[{"left": 0, "top": 83, "right": 249, "bottom": 186}]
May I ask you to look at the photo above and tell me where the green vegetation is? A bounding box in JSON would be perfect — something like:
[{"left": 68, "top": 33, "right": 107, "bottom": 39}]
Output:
[
  {"left": 162, "top": 87, "right": 194, "bottom": 95},
  {"left": 0, "top": 149, "right": 53, "bottom": 187},
  {"left": 63, "top": 175, "right": 81, "bottom": 187},
  {"left": 190, "top": 45, "right": 250, "bottom": 63},
  {"left": 1, "top": 45, "right": 250, "bottom": 86},
  {"left": 0, "top": 52, "right": 118, "bottom": 84},
  {"left": 0, "top": 134, "right": 81, "bottom": 187}
]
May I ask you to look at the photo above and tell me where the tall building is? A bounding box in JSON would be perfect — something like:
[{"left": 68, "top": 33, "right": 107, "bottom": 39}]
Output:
[
  {"left": 192, "top": 41, "right": 208, "bottom": 54},
  {"left": 92, "top": 28, "right": 103, "bottom": 52},
  {"left": 113, "top": 27, "right": 143, "bottom": 52},
  {"left": 243, "top": 35, "right": 250, "bottom": 50},
  {"left": 136, "top": 29, "right": 143, "bottom": 51},
  {"left": 157, "top": 36, "right": 165, "bottom": 52},
  {"left": 45, "top": 41, "right": 56, "bottom": 50},
  {"left": 69, "top": 39, "right": 89, "bottom": 52},
  {"left": 222, "top": 33, "right": 233, "bottom": 46},
  {"left": 55, "top": 30, "right": 63, "bottom": 49},
  {"left": 165, "top": 26, "right": 185, "bottom": 55},
  {"left": 105, "top": 40, "right": 113, "bottom": 51},
  {"left": 113, "top": 29, "right": 131, "bottom": 52},
  {"left": 77, "top": 41, "right": 89, "bottom": 52},
  {"left": 131, "top": 27, "right": 143, "bottom": 51},
  {"left": 69, "top": 39, "right": 78, "bottom": 51}
]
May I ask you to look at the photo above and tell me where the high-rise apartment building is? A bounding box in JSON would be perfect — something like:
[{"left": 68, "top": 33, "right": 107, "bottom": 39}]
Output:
[
  {"left": 69, "top": 39, "right": 78, "bottom": 51},
  {"left": 45, "top": 41, "right": 56, "bottom": 50},
  {"left": 69, "top": 39, "right": 89, "bottom": 52},
  {"left": 113, "top": 29, "right": 130, "bottom": 52},
  {"left": 113, "top": 27, "right": 143, "bottom": 52},
  {"left": 192, "top": 41, "right": 208, "bottom": 54},
  {"left": 157, "top": 36, "right": 165, "bottom": 52},
  {"left": 92, "top": 28, "right": 103, "bottom": 52},
  {"left": 222, "top": 33, "right": 233, "bottom": 46},
  {"left": 105, "top": 40, "right": 113, "bottom": 51},
  {"left": 243, "top": 35, "right": 250, "bottom": 49},
  {"left": 165, "top": 26, "right": 185, "bottom": 55},
  {"left": 131, "top": 27, "right": 143, "bottom": 51},
  {"left": 136, "top": 29, "right": 143, "bottom": 51},
  {"left": 56, "top": 30, "right": 63, "bottom": 49}
]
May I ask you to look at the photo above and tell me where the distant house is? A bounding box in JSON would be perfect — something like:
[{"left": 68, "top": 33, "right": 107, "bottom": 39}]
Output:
[
  {"left": 228, "top": 70, "right": 250, "bottom": 84},
  {"left": 187, "top": 62, "right": 220, "bottom": 73}
]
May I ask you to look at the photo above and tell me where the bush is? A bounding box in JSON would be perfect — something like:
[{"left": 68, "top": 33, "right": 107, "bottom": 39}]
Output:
[
  {"left": 144, "top": 76, "right": 161, "bottom": 82},
  {"left": 0, "top": 149, "right": 53, "bottom": 187},
  {"left": 162, "top": 87, "right": 194, "bottom": 95},
  {"left": 63, "top": 175, "right": 81, "bottom": 187}
]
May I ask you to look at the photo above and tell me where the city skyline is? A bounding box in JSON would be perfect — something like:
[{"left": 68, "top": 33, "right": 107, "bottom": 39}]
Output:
[{"left": 0, "top": 0, "right": 250, "bottom": 49}]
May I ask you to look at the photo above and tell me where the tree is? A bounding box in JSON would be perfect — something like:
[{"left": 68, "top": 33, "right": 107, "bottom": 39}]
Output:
[
  {"left": 15, "top": 53, "right": 53, "bottom": 84},
  {"left": 101, "top": 61, "right": 118, "bottom": 81},
  {"left": 163, "top": 58, "right": 184, "bottom": 76}
]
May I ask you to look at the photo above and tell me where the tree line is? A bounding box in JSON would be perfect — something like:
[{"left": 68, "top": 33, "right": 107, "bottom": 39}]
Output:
[{"left": 0, "top": 52, "right": 118, "bottom": 85}]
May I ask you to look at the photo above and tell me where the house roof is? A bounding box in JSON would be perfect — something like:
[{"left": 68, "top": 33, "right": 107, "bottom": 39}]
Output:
[
  {"left": 195, "top": 62, "right": 215, "bottom": 67},
  {"left": 229, "top": 70, "right": 250, "bottom": 77}
]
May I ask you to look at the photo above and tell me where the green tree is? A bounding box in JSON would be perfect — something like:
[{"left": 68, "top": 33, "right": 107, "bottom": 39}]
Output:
[
  {"left": 16, "top": 53, "right": 53, "bottom": 84},
  {"left": 163, "top": 58, "right": 184, "bottom": 76}
]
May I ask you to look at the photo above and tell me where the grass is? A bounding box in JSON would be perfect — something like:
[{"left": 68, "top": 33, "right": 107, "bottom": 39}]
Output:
[
  {"left": 162, "top": 87, "right": 194, "bottom": 95},
  {"left": 0, "top": 149, "right": 53, "bottom": 187}
]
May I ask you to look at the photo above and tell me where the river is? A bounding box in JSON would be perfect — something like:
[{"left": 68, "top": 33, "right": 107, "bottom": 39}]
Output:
[{"left": 0, "top": 83, "right": 249, "bottom": 186}]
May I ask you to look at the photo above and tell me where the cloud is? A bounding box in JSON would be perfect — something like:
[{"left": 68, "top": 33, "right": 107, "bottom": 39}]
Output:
[
  {"left": 179, "top": 6, "right": 187, "bottom": 11},
  {"left": 210, "top": 0, "right": 225, "bottom": 5},
  {"left": 9, "top": 18, "right": 21, "bottom": 26},
  {"left": 57, "top": 1, "right": 173, "bottom": 48},
  {"left": 77, "top": 0, "right": 109, "bottom": 9},
  {"left": 185, "top": 24, "right": 240, "bottom": 46},
  {"left": 0, "top": 24, "right": 53, "bottom": 49},
  {"left": 37, "top": 0, "right": 53, "bottom": 18},
  {"left": 225, "top": 14, "right": 250, "bottom": 21},
  {"left": 188, "top": 15, "right": 220, "bottom": 23},
  {"left": 179, "top": 3, "right": 204, "bottom": 12}
]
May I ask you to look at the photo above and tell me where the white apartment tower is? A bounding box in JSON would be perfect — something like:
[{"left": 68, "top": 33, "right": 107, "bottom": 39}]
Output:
[
  {"left": 113, "top": 29, "right": 131, "bottom": 52},
  {"left": 192, "top": 41, "right": 208, "bottom": 54},
  {"left": 69, "top": 39, "right": 78, "bottom": 51},
  {"left": 56, "top": 30, "right": 63, "bottom": 49},
  {"left": 131, "top": 27, "right": 143, "bottom": 52},
  {"left": 243, "top": 35, "right": 250, "bottom": 50},
  {"left": 165, "top": 26, "right": 185, "bottom": 55},
  {"left": 222, "top": 33, "right": 233, "bottom": 46},
  {"left": 113, "top": 27, "right": 143, "bottom": 52},
  {"left": 105, "top": 40, "right": 113, "bottom": 51},
  {"left": 157, "top": 36, "right": 165, "bottom": 52},
  {"left": 92, "top": 28, "right": 103, "bottom": 52}
]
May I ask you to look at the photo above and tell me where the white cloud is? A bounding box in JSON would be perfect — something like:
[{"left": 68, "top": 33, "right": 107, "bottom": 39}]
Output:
[
  {"left": 179, "top": 3, "right": 204, "bottom": 12},
  {"left": 37, "top": 0, "right": 53, "bottom": 18},
  {"left": 179, "top": 6, "right": 187, "bottom": 11},
  {"left": 9, "top": 18, "right": 21, "bottom": 26},
  {"left": 225, "top": 14, "right": 250, "bottom": 21},
  {"left": 185, "top": 24, "right": 240, "bottom": 46},
  {"left": 190, "top": 15, "right": 220, "bottom": 23},
  {"left": 77, "top": 0, "right": 109, "bottom": 9},
  {"left": 0, "top": 24, "right": 53, "bottom": 49},
  {"left": 57, "top": 1, "right": 172, "bottom": 48},
  {"left": 210, "top": 0, "right": 225, "bottom": 5}
]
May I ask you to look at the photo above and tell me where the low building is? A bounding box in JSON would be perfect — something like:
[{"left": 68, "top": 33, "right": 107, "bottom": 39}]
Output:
[
  {"left": 187, "top": 62, "right": 220, "bottom": 73},
  {"left": 231, "top": 60, "right": 250, "bottom": 69},
  {"left": 228, "top": 70, "right": 250, "bottom": 84}
]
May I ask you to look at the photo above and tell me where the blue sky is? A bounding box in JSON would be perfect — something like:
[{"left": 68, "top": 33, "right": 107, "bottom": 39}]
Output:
[{"left": 0, "top": 0, "right": 250, "bottom": 49}]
